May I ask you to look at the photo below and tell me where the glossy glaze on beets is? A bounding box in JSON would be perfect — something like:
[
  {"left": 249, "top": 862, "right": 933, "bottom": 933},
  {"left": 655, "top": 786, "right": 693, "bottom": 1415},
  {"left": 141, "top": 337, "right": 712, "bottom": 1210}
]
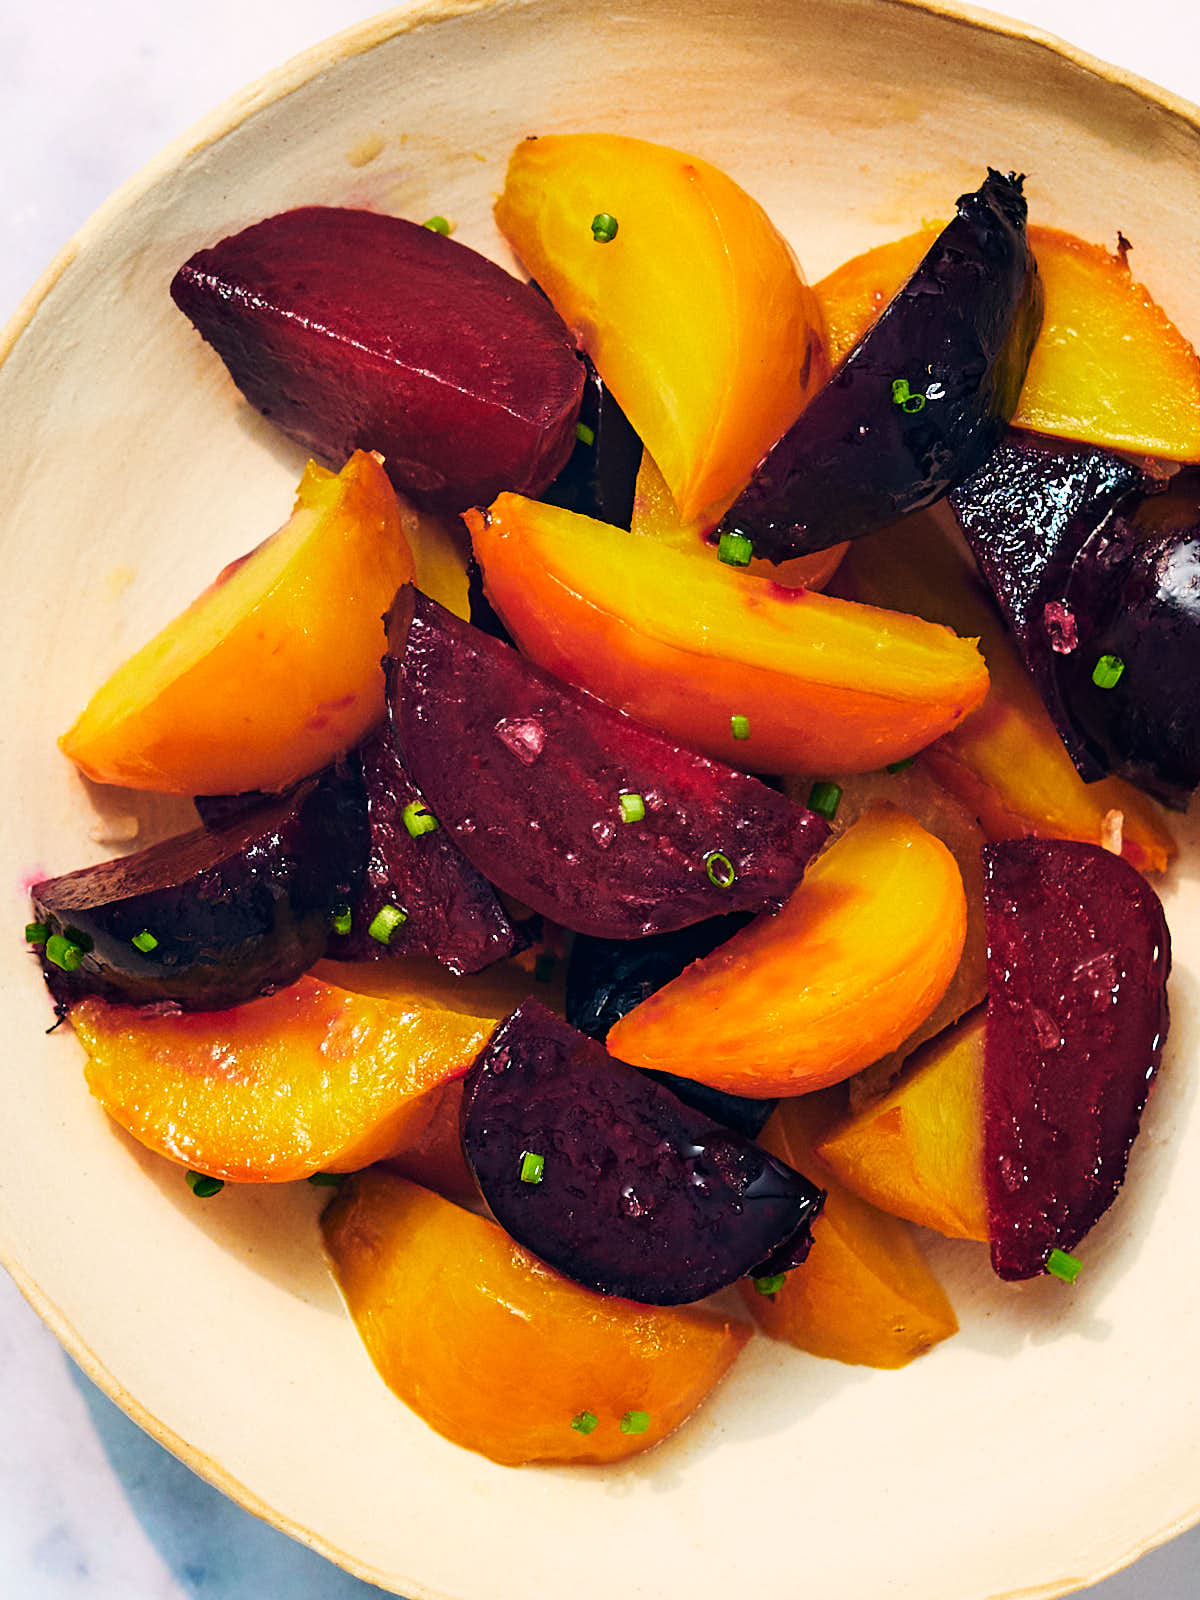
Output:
[{"left": 461, "top": 1002, "right": 824, "bottom": 1304}]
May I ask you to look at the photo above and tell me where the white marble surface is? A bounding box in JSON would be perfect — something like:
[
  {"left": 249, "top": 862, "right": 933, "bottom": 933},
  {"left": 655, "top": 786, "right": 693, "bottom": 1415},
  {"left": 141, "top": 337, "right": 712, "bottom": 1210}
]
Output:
[{"left": 2, "top": 1, "right": 1199, "bottom": 1595}]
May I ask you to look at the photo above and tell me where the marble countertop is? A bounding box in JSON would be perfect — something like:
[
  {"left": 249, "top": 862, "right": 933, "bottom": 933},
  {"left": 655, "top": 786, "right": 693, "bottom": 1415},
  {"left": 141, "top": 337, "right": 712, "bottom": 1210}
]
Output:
[{"left": 3, "top": 1, "right": 1198, "bottom": 1595}]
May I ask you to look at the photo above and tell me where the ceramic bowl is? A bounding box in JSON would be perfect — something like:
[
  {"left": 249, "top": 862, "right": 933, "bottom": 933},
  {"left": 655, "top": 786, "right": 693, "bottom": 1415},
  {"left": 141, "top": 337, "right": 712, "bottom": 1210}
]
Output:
[{"left": 2, "top": 2, "right": 1198, "bottom": 1596}]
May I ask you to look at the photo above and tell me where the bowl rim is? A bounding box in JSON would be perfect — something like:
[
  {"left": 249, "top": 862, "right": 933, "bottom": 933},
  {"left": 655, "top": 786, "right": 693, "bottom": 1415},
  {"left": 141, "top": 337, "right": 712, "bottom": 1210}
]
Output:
[{"left": 3, "top": 2, "right": 1200, "bottom": 1596}]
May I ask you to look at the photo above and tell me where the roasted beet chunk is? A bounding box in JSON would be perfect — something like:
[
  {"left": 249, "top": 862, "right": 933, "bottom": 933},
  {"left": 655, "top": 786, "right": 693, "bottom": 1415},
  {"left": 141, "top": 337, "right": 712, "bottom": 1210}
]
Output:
[
  {"left": 541, "top": 354, "right": 642, "bottom": 529},
  {"left": 31, "top": 772, "right": 366, "bottom": 1012},
  {"left": 983, "top": 838, "right": 1170, "bottom": 1281},
  {"left": 171, "top": 207, "right": 585, "bottom": 513},
  {"left": 717, "top": 171, "right": 1042, "bottom": 559},
  {"left": 461, "top": 1002, "right": 824, "bottom": 1304},
  {"left": 385, "top": 586, "right": 829, "bottom": 939}
]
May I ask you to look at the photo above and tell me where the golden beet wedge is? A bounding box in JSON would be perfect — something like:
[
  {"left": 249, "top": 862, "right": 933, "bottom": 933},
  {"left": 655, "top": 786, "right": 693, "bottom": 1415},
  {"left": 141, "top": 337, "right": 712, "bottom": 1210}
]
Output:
[
  {"left": 740, "top": 1093, "right": 957, "bottom": 1368},
  {"left": 71, "top": 964, "right": 518, "bottom": 1183},
  {"left": 60, "top": 451, "right": 414, "bottom": 795},
  {"left": 815, "top": 224, "right": 1200, "bottom": 460},
  {"left": 321, "top": 1171, "right": 750, "bottom": 1466},
  {"left": 817, "top": 1008, "right": 988, "bottom": 1242},
  {"left": 468, "top": 494, "right": 988, "bottom": 775},
  {"left": 495, "top": 132, "right": 827, "bottom": 525},
  {"left": 607, "top": 806, "right": 967, "bottom": 1097},
  {"left": 838, "top": 511, "right": 1174, "bottom": 874}
]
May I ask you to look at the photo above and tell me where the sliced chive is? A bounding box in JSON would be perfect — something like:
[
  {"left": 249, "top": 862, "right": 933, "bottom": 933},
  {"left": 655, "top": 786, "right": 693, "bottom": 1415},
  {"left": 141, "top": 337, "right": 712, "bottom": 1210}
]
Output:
[
  {"left": 619, "top": 792, "right": 646, "bottom": 824},
  {"left": 591, "top": 211, "right": 618, "bottom": 243},
  {"left": 402, "top": 800, "right": 439, "bottom": 838},
  {"left": 619, "top": 1410, "right": 650, "bottom": 1435},
  {"left": 1092, "top": 653, "right": 1125, "bottom": 690},
  {"left": 186, "top": 1171, "right": 224, "bottom": 1199},
  {"left": 753, "top": 1272, "right": 787, "bottom": 1297},
  {"left": 368, "top": 905, "right": 408, "bottom": 944},
  {"left": 575, "top": 421, "right": 596, "bottom": 447},
  {"left": 570, "top": 1409, "right": 599, "bottom": 1435},
  {"left": 330, "top": 904, "right": 353, "bottom": 936},
  {"left": 1045, "top": 1247, "right": 1082, "bottom": 1284},
  {"left": 519, "top": 1150, "right": 545, "bottom": 1185},
  {"left": 730, "top": 714, "right": 750, "bottom": 741},
  {"left": 45, "top": 933, "right": 84, "bottom": 973},
  {"left": 717, "top": 531, "right": 754, "bottom": 567},
  {"left": 24, "top": 922, "right": 49, "bottom": 946},
  {"left": 891, "top": 377, "right": 926, "bottom": 413},
  {"left": 886, "top": 756, "right": 914, "bottom": 774},
  {"left": 423, "top": 215, "right": 452, "bottom": 234},
  {"left": 807, "top": 780, "right": 842, "bottom": 820},
  {"left": 307, "top": 1172, "right": 344, "bottom": 1187},
  {"left": 131, "top": 930, "right": 158, "bottom": 953},
  {"left": 533, "top": 952, "right": 556, "bottom": 984},
  {"left": 705, "top": 851, "right": 736, "bottom": 889}
]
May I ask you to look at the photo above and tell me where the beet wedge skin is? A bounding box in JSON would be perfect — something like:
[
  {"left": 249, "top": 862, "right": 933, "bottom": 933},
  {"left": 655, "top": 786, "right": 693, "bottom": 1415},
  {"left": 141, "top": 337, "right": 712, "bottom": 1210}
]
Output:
[
  {"left": 717, "top": 170, "right": 1043, "bottom": 560},
  {"left": 460, "top": 1001, "right": 825, "bottom": 1305},
  {"left": 171, "top": 207, "right": 585, "bottom": 513},
  {"left": 385, "top": 586, "right": 829, "bottom": 939},
  {"left": 983, "top": 838, "right": 1170, "bottom": 1280}
]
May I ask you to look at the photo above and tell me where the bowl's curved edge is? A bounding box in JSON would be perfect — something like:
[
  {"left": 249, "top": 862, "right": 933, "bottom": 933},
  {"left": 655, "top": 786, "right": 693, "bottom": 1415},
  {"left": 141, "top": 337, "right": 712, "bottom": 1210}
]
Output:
[{"left": 2, "top": 1, "right": 1200, "bottom": 1597}]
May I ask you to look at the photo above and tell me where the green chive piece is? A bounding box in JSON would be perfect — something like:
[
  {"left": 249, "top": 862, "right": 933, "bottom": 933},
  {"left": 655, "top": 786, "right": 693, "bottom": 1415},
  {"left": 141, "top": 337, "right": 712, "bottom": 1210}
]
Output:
[
  {"left": 575, "top": 421, "right": 596, "bottom": 447},
  {"left": 519, "top": 1150, "right": 545, "bottom": 1185},
  {"left": 886, "top": 756, "right": 914, "bottom": 774},
  {"left": 591, "top": 211, "right": 619, "bottom": 243},
  {"left": 186, "top": 1171, "right": 224, "bottom": 1199},
  {"left": 423, "top": 215, "right": 452, "bottom": 234},
  {"left": 705, "top": 851, "right": 736, "bottom": 889},
  {"left": 753, "top": 1272, "right": 787, "bottom": 1297},
  {"left": 570, "top": 1409, "right": 599, "bottom": 1435},
  {"left": 402, "top": 800, "right": 440, "bottom": 838},
  {"left": 1045, "top": 1247, "right": 1082, "bottom": 1284},
  {"left": 534, "top": 953, "right": 556, "bottom": 984},
  {"left": 45, "top": 933, "right": 84, "bottom": 973},
  {"left": 717, "top": 531, "right": 754, "bottom": 567},
  {"left": 807, "top": 781, "right": 843, "bottom": 820},
  {"left": 368, "top": 904, "right": 408, "bottom": 944},
  {"left": 131, "top": 930, "right": 159, "bottom": 953},
  {"left": 307, "top": 1172, "right": 344, "bottom": 1187},
  {"left": 619, "top": 793, "right": 646, "bottom": 824},
  {"left": 1092, "top": 653, "right": 1126, "bottom": 690},
  {"left": 730, "top": 714, "right": 750, "bottom": 741},
  {"left": 331, "top": 904, "right": 353, "bottom": 936},
  {"left": 24, "top": 922, "right": 49, "bottom": 946},
  {"left": 619, "top": 1410, "right": 650, "bottom": 1435},
  {"left": 891, "top": 377, "right": 926, "bottom": 413}
]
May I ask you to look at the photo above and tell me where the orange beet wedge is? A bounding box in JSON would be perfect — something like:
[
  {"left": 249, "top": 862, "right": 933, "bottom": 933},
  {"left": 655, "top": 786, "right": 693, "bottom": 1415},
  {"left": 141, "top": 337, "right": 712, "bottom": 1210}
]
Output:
[
  {"left": 70, "top": 965, "right": 516, "bottom": 1182},
  {"left": 60, "top": 451, "right": 414, "bottom": 795},
  {"left": 468, "top": 495, "right": 988, "bottom": 775},
  {"left": 321, "top": 1171, "right": 750, "bottom": 1466},
  {"left": 607, "top": 806, "right": 966, "bottom": 1097},
  {"left": 815, "top": 224, "right": 1200, "bottom": 459},
  {"left": 740, "top": 1094, "right": 957, "bottom": 1368},
  {"left": 838, "top": 511, "right": 1174, "bottom": 873},
  {"left": 495, "top": 133, "right": 827, "bottom": 525}
]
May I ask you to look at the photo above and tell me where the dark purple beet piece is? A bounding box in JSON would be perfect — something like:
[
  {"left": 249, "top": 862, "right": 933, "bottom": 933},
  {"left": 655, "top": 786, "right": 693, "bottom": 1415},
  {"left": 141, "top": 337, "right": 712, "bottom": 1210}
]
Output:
[
  {"left": 385, "top": 587, "right": 829, "bottom": 939},
  {"left": 717, "top": 171, "right": 1042, "bottom": 559},
  {"left": 461, "top": 1001, "right": 824, "bottom": 1304},
  {"left": 31, "top": 772, "right": 366, "bottom": 1013},
  {"left": 983, "top": 838, "right": 1170, "bottom": 1281},
  {"left": 541, "top": 353, "right": 642, "bottom": 529},
  {"left": 170, "top": 207, "right": 585, "bottom": 513}
]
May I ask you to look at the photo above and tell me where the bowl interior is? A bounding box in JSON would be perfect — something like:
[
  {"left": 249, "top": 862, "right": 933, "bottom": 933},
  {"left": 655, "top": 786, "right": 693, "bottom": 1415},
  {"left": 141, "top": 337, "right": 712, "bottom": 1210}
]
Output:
[{"left": 2, "top": 2, "right": 1199, "bottom": 1597}]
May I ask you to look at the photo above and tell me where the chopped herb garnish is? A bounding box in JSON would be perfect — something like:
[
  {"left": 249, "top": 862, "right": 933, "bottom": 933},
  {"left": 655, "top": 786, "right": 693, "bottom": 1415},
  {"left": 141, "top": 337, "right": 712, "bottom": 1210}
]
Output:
[
  {"left": 307, "top": 1172, "right": 344, "bottom": 1187},
  {"left": 368, "top": 904, "right": 408, "bottom": 944},
  {"left": 717, "top": 531, "right": 754, "bottom": 567},
  {"left": 45, "top": 933, "right": 84, "bottom": 973},
  {"left": 591, "top": 211, "right": 619, "bottom": 243},
  {"left": 331, "top": 904, "right": 353, "bottom": 936},
  {"left": 575, "top": 421, "right": 596, "bottom": 447},
  {"left": 730, "top": 714, "right": 750, "bottom": 741},
  {"left": 402, "top": 800, "right": 440, "bottom": 838},
  {"left": 423, "top": 215, "right": 452, "bottom": 234},
  {"left": 186, "top": 1171, "right": 224, "bottom": 1199},
  {"left": 519, "top": 1150, "right": 545, "bottom": 1185},
  {"left": 619, "top": 1410, "right": 650, "bottom": 1435},
  {"left": 891, "top": 377, "right": 926, "bottom": 413},
  {"left": 570, "top": 1409, "right": 599, "bottom": 1435},
  {"left": 1092, "top": 653, "right": 1126, "bottom": 690},
  {"left": 534, "top": 953, "right": 556, "bottom": 983},
  {"left": 24, "top": 922, "right": 49, "bottom": 946},
  {"left": 619, "top": 792, "right": 646, "bottom": 824},
  {"left": 886, "top": 757, "right": 914, "bottom": 774},
  {"left": 131, "top": 930, "right": 159, "bottom": 953},
  {"left": 753, "top": 1272, "right": 787, "bottom": 1297},
  {"left": 705, "top": 850, "right": 736, "bottom": 889},
  {"left": 807, "top": 780, "right": 842, "bottom": 820},
  {"left": 1045, "top": 1247, "right": 1082, "bottom": 1284}
]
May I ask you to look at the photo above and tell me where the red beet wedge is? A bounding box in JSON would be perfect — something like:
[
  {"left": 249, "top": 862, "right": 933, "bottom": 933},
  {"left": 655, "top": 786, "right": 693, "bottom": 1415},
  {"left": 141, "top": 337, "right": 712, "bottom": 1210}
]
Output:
[
  {"left": 460, "top": 1001, "right": 824, "bottom": 1304},
  {"left": 983, "top": 838, "right": 1170, "bottom": 1281},
  {"left": 385, "top": 587, "right": 829, "bottom": 939},
  {"left": 171, "top": 207, "right": 585, "bottom": 513}
]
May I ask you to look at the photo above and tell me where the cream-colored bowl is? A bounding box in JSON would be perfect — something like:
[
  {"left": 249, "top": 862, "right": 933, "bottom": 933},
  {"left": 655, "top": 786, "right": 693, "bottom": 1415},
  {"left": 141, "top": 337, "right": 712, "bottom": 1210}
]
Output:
[{"left": 2, "top": 2, "right": 1198, "bottom": 1596}]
